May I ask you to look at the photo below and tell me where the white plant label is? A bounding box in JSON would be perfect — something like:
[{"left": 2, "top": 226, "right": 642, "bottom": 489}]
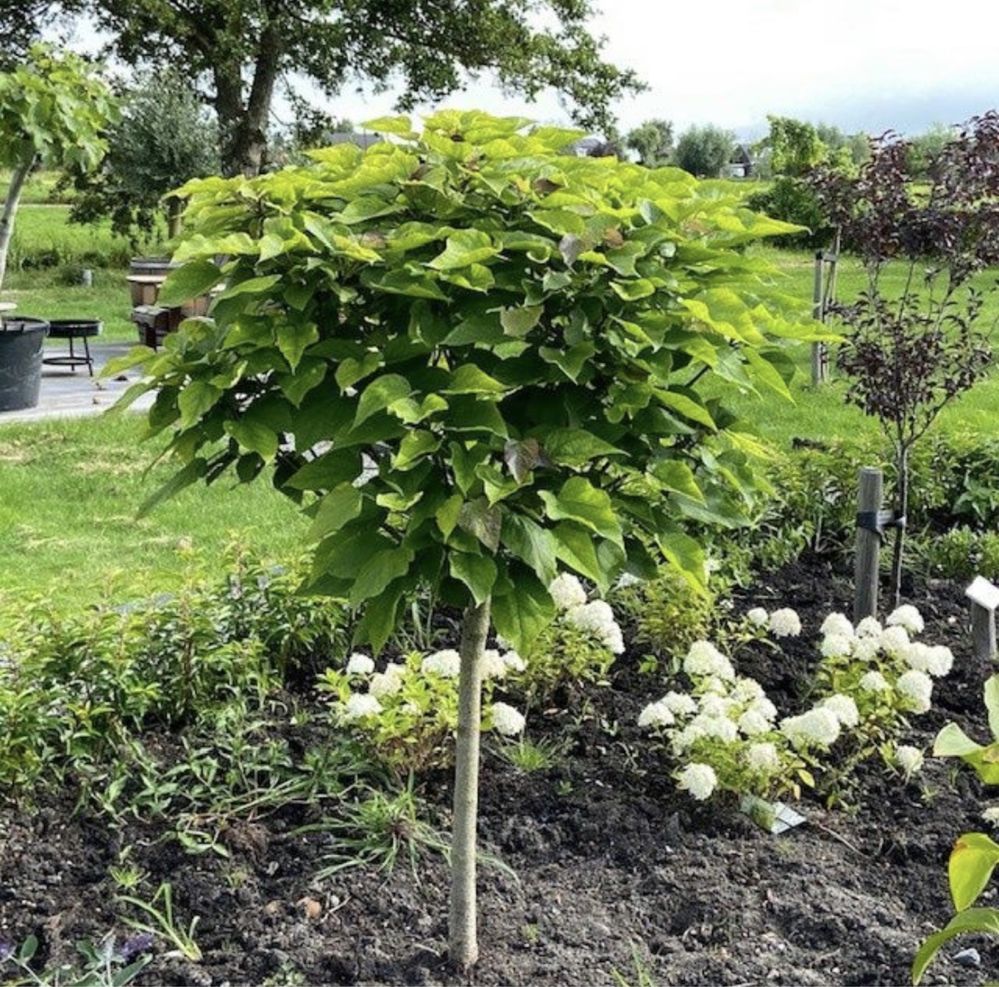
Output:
[{"left": 967, "top": 576, "right": 999, "bottom": 612}]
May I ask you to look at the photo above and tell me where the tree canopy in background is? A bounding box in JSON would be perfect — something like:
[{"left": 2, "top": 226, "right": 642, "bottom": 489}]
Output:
[
  {"left": 673, "top": 125, "right": 735, "bottom": 178},
  {"left": 66, "top": 69, "right": 220, "bottom": 241},
  {"left": 0, "top": 0, "right": 643, "bottom": 178},
  {"left": 626, "top": 118, "right": 673, "bottom": 166}
]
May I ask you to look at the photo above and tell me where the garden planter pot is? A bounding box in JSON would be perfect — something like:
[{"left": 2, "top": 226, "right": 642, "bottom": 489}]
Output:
[{"left": 0, "top": 318, "right": 49, "bottom": 412}]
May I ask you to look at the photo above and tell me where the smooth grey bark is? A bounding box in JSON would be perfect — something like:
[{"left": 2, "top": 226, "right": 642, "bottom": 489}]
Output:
[
  {"left": 448, "top": 597, "right": 491, "bottom": 970},
  {"left": 0, "top": 158, "right": 33, "bottom": 294}
]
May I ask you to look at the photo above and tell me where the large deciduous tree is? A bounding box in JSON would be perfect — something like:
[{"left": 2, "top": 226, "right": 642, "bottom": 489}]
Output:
[
  {"left": 673, "top": 124, "right": 735, "bottom": 178},
  {"left": 626, "top": 118, "right": 673, "bottom": 166},
  {"left": 115, "top": 110, "right": 817, "bottom": 968},
  {"left": 2, "top": 0, "right": 642, "bottom": 178}
]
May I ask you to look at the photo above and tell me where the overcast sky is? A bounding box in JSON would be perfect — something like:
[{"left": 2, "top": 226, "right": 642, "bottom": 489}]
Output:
[{"left": 70, "top": 0, "right": 999, "bottom": 139}]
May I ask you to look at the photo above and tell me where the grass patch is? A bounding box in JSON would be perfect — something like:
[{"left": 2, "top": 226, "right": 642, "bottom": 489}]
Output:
[
  {"left": 0, "top": 414, "right": 306, "bottom": 606},
  {"left": 2, "top": 268, "right": 137, "bottom": 342}
]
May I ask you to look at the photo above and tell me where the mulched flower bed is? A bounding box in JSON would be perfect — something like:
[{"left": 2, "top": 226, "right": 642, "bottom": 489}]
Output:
[{"left": 1, "top": 553, "right": 994, "bottom": 986}]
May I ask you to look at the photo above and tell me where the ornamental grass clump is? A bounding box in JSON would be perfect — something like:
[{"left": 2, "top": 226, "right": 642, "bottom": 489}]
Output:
[{"left": 123, "top": 110, "right": 817, "bottom": 968}]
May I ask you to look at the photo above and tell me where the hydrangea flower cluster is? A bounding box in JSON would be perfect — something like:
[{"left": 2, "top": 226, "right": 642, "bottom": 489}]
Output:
[
  {"left": 639, "top": 640, "right": 806, "bottom": 802},
  {"left": 640, "top": 605, "right": 949, "bottom": 804},
  {"left": 814, "top": 604, "right": 952, "bottom": 723},
  {"left": 548, "top": 573, "right": 625, "bottom": 654},
  {"left": 320, "top": 648, "right": 528, "bottom": 772}
]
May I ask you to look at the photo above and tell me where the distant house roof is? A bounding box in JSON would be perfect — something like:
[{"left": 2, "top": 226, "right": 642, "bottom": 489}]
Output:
[
  {"left": 326, "top": 132, "right": 383, "bottom": 149},
  {"left": 730, "top": 144, "right": 754, "bottom": 165}
]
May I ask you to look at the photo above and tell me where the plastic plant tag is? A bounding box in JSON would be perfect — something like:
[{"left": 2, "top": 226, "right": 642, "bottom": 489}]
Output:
[
  {"left": 740, "top": 795, "right": 807, "bottom": 834},
  {"left": 967, "top": 576, "right": 999, "bottom": 613}
]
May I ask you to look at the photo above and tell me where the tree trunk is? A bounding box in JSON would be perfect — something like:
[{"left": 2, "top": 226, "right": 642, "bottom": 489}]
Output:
[
  {"left": 166, "top": 197, "right": 184, "bottom": 240},
  {"left": 0, "top": 158, "right": 33, "bottom": 294},
  {"left": 448, "top": 597, "right": 491, "bottom": 971},
  {"left": 890, "top": 446, "right": 909, "bottom": 607},
  {"left": 215, "top": 28, "right": 282, "bottom": 178}
]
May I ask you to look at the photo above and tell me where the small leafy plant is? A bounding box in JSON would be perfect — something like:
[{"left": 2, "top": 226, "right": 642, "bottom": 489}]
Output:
[{"left": 934, "top": 675, "right": 999, "bottom": 782}]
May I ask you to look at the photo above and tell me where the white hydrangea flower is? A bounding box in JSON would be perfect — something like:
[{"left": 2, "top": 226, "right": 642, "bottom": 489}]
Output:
[
  {"left": 821, "top": 613, "right": 854, "bottom": 638},
  {"left": 502, "top": 651, "right": 527, "bottom": 673},
  {"left": 566, "top": 599, "right": 625, "bottom": 654},
  {"left": 616, "top": 572, "right": 642, "bottom": 589},
  {"left": 746, "top": 607, "right": 769, "bottom": 627},
  {"left": 925, "top": 645, "right": 954, "bottom": 678},
  {"left": 749, "top": 695, "right": 779, "bottom": 722},
  {"left": 698, "top": 694, "right": 734, "bottom": 718},
  {"left": 821, "top": 694, "right": 860, "bottom": 728},
  {"left": 738, "top": 709, "right": 771, "bottom": 736},
  {"left": 638, "top": 700, "right": 675, "bottom": 729},
  {"left": 661, "top": 691, "right": 698, "bottom": 717},
  {"left": 490, "top": 702, "right": 526, "bottom": 736},
  {"left": 897, "top": 669, "right": 933, "bottom": 713},
  {"left": 769, "top": 608, "right": 802, "bottom": 638},
  {"left": 859, "top": 670, "right": 890, "bottom": 692},
  {"left": 879, "top": 625, "right": 910, "bottom": 655},
  {"left": 852, "top": 636, "right": 882, "bottom": 662},
  {"left": 821, "top": 633, "right": 853, "bottom": 659},
  {"left": 732, "top": 677, "right": 766, "bottom": 703},
  {"left": 400, "top": 701, "right": 421, "bottom": 716},
  {"left": 549, "top": 572, "right": 588, "bottom": 610},
  {"left": 982, "top": 806, "right": 999, "bottom": 827},
  {"left": 677, "top": 762, "right": 717, "bottom": 801},
  {"left": 895, "top": 744, "right": 924, "bottom": 779},
  {"left": 480, "top": 649, "right": 509, "bottom": 679},
  {"left": 692, "top": 714, "right": 738, "bottom": 743},
  {"left": 422, "top": 649, "right": 462, "bottom": 678},
  {"left": 887, "top": 604, "right": 925, "bottom": 636},
  {"left": 345, "top": 652, "right": 375, "bottom": 675},
  {"left": 342, "top": 693, "right": 383, "bottom": 721},
  {"left": 780, "top": 708, "right": 841, "bottom": 749},
  {"left": 855, "top": 616, "right": 883, "bottom": 637},
  {"left": 747, "top": 741, "right": 781, "bottom": 773},
  {"left": 683, "top": 641, "right": 735, "bottom": 681},
  {"left": 369, "top": 670, "right": 404, "bottom": 698},
  {"left": 700, "top": 675, "right": 731, "bottom": 695}
]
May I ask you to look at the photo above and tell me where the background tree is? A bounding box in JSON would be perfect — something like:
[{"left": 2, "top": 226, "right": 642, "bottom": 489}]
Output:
[
  {"left": 758, "top": 115, "right": 826, "bottom": 177},
  {"left": 117, "top": 111, "right": 814, "bottom": 969},
  {"left": 3, "top": 0, "right": 642, "bottom": 178},
  {"left": 0, "top": 45, "right": 116, "bottom": 292},
  {"left": 626, "top": 118, "right": 673, "bottom": 165},
  {"left": 67, "top": 69, "right": 219, "bottom": 241},
  {"left": 907, "top": 122, "right": 954, "bottom": 178},
  {"left": 673, "top": 124, "right": 735, "bottom": 178},
  {"left": 811, "top": 114, "right": 999, "bottom": 604}
]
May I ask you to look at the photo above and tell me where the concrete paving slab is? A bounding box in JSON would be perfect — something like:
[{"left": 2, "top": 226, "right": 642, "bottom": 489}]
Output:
[{"left": 0, "top": 341, "right": 155, "bottom": 425}]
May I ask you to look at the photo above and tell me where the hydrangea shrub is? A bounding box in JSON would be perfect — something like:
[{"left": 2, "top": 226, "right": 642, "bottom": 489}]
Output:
[{"left": 123, "top": 110, "right": 816, "bottom": 968}]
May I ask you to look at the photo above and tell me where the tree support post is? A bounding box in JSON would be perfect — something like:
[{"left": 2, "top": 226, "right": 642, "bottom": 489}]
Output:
[
  {"left": 449, "top": 597, "right": 491, "bottom": 970},
  {"left": 854, "top": 467, "right": 884, "bottom": 622},
  {"left": 966, "top": 577, "right": 999, "bottom": 662},
  {"left": 811, "top": 250, "right": 825, "bottom": 385}
]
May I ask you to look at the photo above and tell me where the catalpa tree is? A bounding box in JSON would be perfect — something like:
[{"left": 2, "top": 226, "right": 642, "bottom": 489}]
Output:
[{"left": 119, "top": 111, "right": 817, "bottom": 967}]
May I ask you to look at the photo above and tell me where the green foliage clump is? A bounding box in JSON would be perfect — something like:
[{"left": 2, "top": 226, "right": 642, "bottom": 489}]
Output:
[
  {"left": 625, "top": 119, "right": 673, "bottom": 166},
  {"left": 126, "top": 109, "right": 816, "bottom": 658},
  {"left": 918, "top": 527, "right": 999, "bottom": 582},
  {"left": 67, "top": 68, "right": 220, "bottom": 241},
  {"left": 672, "top": 125, "right": 736, "bottom": 178},
  {"left": 0, "top": 552, "right": 346, "bottom": 799},
  {"left": 746, "top": 177, "right": 832, "bottom": 249},
  {"left": 613, "top": 565, "right": 715, "bottom": 659}
]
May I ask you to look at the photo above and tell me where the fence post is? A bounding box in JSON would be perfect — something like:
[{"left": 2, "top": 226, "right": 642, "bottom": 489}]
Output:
[
  {"left": 966, "top": 577, "right": 999, "bottom": 662},
  {"left": 854, "top": 467, "right": 883, "bottom": 622}
]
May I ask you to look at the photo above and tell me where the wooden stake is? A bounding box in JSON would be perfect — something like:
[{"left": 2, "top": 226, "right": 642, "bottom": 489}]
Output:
[
  {"left": 854, "top": 467, "right": 883, "bottom": 623},
  {"left": 811, "top": 250, "right": 825, "bottom": 385},
  {"left": 972, "top": 604, "right": 996, "bottom": 661}
]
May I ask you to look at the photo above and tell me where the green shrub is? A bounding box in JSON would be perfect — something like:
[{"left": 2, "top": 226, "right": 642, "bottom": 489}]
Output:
[
  {"left": 746, "top": 176, "right": 832, "bottom": 249},
  {"left": 0, "top": 552, "right": 346, "bottom": 798},
  {"left": 613, "top": 564, "right": 715, "bottom": 659}
]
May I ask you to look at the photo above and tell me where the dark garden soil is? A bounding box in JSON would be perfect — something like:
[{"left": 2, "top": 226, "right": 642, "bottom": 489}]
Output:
[{"left": 2, "top": 553, "right": 996, "bottom": 986}]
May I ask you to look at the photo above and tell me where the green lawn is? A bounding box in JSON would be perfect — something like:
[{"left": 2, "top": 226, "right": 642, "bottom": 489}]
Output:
[{"left": 0, "top": 415, "right": 306, "bottom": 607}]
